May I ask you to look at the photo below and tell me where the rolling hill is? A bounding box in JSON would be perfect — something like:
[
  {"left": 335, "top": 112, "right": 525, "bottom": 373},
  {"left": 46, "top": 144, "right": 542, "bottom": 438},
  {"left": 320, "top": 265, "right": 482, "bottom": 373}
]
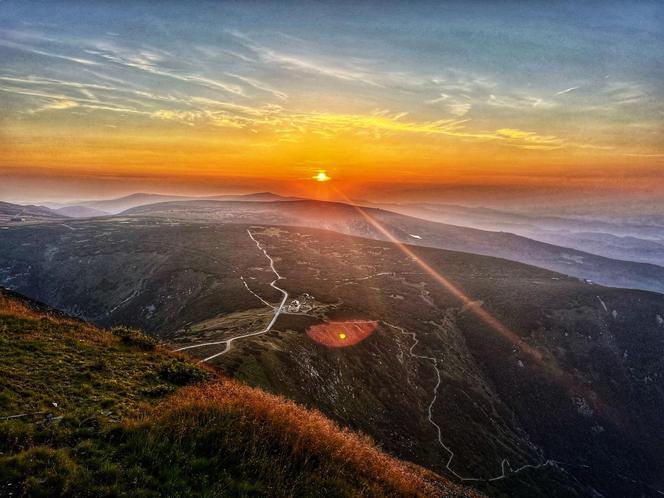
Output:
[
  {"left": 376, "top": 202, "right": 664, "bottom": 266},
  {"left": 63, "top": 192, "right": 298, "bottom": 214},
  {"left": 0, "top": 201, "right": 64, "bottom": 225},
  {"left": 54, "top": 205, "right": 110, "bottom": 218},
  {"left": 0, "top": 288, "right": 474, "bottom": 497},
  {"left": 123, "top": 199, "right": 664, "bottom": 294}
]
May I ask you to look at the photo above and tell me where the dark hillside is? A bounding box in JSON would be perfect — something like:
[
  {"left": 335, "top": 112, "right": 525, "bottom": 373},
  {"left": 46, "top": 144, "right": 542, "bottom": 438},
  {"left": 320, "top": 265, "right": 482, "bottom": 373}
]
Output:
[{"left": 0, "top": 289, "right": 477, "bottom": 498}]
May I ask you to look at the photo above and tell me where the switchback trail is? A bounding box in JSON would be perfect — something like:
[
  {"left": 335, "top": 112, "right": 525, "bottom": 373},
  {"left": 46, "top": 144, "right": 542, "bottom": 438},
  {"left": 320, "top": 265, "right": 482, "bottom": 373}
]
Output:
[{"left": 174, "top": 228, "right": 288, "bottom": 362}]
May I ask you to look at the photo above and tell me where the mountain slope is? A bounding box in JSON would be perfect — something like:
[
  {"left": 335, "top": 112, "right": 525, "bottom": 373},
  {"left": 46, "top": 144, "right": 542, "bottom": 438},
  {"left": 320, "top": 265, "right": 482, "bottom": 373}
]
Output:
[
  {"left": 1, "top": 219, "right": 662, "bottom": 496},
  {"left": 70, "top": 192, "right": 297, "bottom": 214},
  {"left": 377, "top": 201, "right": 664, "bottom": 239},
  {"left": 206, "top": 192, "right": 299, "bottom": 202},
  {"left": 54, "top": 205, "right": 110, "bottom": 218},
  {"left": 76, "top": 193, "right": 196, "bottom": 213},
  {"left": 377, "top": 202, "right": 664, "bottom": 266},
  {"left": 123, "top": 199, "right": 664, "bottom": 293},
  {"left": 0, "top": 201, "right": 64, "bottom": 225},
  {"left": 0, "top": 288, "right": 474, "bottom": 498}
]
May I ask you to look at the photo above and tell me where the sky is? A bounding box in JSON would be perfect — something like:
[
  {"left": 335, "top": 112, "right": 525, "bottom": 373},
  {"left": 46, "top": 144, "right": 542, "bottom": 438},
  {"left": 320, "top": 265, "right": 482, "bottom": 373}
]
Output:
[{"left": 0, "top": 1, "right": 662, "bottom": 204}]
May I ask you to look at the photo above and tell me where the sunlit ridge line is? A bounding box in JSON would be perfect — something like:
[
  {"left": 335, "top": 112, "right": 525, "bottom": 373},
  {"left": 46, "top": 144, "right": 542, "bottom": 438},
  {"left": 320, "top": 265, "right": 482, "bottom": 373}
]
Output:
[{"left": 332, "top": 187, "right": 543, "bottom": 363}]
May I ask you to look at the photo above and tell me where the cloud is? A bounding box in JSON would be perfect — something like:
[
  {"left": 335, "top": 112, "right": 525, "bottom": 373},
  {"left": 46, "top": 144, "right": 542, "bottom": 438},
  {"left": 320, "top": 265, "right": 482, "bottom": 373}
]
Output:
[
  {"left": 426, "top": 93, "right": 472, "bottom": 116},
  {"left": 299, "top": 111, "right": 469, "bottom": 136},
  {"left": 259, "top": 50, "right": 381, "bottom": 86},
  {"left": 1, "top": 34, "right": 253, "bottom": 99},
  {"left": 0, "top": 39, "right": 98, "bottom": 66},
  {"left": 37, "top": 99, "right": 79, "bottom": 111},
  {"left": 426, "top": 93, "right": 449, "bottom": 104},
  {"left": 425, "top": 70, "right": 553, "bottom": 116},
  {"left": 0, "top": 84, "right": 153, "bottom": 116},
  {"left": 555, "top": 86, "right": 580, "bottom": 96},
  {"left": 226, "top": 30, "right": 381, "bottom": 87},
  {"left": 226, "top": 73, "right": 287, "bottom": 100},
  {"left": 448, "top": 102, "right": 472, "bottom": 117},
  {"left": 0, "top": 75, "right": 189, "bottom": 113},
  {"left": 487, "top": 93, "right": 554, "bottom": 110},
  {"left": 84, "top": 42, "right": 247, "bottom": 97},
  {"left": 495, "top": 128, "right": 563, "bottom": 149},
  {"left": 0, "top": 62, "right": 593, "bottom": 153},
  {"left": 5, "top": 78, "right": 567, "bottom": 150},
  {"left": 601, "top": 81, "right": 646, "bottom": 105}
]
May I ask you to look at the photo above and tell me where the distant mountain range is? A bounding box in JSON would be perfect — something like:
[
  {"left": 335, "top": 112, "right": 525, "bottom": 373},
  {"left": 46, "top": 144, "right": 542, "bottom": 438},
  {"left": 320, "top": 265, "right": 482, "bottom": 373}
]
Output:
[
  {"left": 4, "top": 193, "right": 664, "bottom": 294},
  {"left": 375, "top": 202, "right": 664, "bottom": 266},
  {"left": 123, "top": 198, "right": 664, "bottom": 294},
  {"left": 44, "top": 191, "right": 298, "bottom": 214}
]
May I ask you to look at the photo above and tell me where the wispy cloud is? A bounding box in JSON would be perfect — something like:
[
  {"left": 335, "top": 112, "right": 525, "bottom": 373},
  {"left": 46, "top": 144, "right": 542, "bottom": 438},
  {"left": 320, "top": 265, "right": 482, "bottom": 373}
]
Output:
[
  {"left": 495, "top": 128, "right": 562, "bottom": 149},
  {"left": 0, "top": 39, "right": 98, "bottom": 66},
  {"left": 84, "top": 42, "right": 247, "bottom": 97},
  {"left": 601, "top": 81, "right": 646, "bottom": 105},
  {"left": 1, "top": 24, "right": 646, "bottom": 159},
  {"left": 0, "top": 75, "right": 188, "bottom": 111},
  {"left": 427, "top": 93, "right": 472, "bottom": 117},
  {"left": 555, "top": 86, "right": 580, "bottom": 96},
  {"left": 226, "top": 73, "right": 287, "bottom": 100},
  {"left": 487, "top": 93, "right": 553, "bottom": 110},
  {"left": 3, "top": 77, "right": 574, "bottom": 150},
  {"left": 226, "top": 30, "right": 382, "bottom": 87},
  {"left": 0, "top": 84, "right": 153, "bottom": 116},
  {"left": 37, "top": 99, "right": 79, "bottom": 111}
]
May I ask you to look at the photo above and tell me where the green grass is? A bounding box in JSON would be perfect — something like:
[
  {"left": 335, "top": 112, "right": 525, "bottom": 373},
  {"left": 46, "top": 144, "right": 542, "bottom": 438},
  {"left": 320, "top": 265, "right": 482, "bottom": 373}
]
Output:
[{"left": 0, "top": 291, "right": 477, "bottom": 498}]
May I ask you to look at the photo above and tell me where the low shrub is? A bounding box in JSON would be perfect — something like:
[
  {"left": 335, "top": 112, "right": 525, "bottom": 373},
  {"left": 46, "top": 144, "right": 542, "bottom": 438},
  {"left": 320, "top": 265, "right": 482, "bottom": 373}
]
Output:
[
  {"left": 111, "top": 326, "right": 157, "bottom": 351},
  {"left": 158, "top": 359, "right": 210, "bottom": 386}
]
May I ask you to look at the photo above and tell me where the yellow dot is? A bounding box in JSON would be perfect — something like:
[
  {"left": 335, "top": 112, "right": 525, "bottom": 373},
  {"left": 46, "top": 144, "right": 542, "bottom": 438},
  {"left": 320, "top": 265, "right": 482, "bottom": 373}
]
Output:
[
  {"left": 313, "top": 170, "right": 331, "bottom": 182},
  {"left": 338, "top": 332, "right": 346, "bottom": 340}
]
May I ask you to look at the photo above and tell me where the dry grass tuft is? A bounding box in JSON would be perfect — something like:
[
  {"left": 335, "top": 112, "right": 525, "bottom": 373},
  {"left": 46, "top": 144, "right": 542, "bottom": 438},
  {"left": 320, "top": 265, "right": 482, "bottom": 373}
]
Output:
[
  {"left": 149, "top": 380, "right": 481, "bottom": 497},
  {"left": 0, "top": 292, "right": 41, "bottom": 320}
]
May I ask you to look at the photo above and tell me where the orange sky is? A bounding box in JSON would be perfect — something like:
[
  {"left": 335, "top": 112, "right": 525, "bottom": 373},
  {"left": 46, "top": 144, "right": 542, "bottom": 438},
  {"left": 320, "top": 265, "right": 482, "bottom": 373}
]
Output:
[{"left": 1, "top": 2, "right": 662, "bottom": 203}]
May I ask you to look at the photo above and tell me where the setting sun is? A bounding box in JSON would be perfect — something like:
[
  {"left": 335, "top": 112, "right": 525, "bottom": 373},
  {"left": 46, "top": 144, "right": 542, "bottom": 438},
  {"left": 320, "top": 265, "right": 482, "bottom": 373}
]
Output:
[{"left": 313, "top": 171, "right": 331, "bottom": 182}]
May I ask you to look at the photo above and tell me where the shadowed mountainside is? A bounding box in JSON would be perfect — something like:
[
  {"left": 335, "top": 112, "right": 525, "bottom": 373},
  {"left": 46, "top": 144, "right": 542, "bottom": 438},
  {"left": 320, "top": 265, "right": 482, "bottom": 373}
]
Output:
[
  {"left": 1, "top": 219, "right": 662, "bottom": 496},
  {"left": 0, "top": 288, "right": 474, "bottom": 498}
]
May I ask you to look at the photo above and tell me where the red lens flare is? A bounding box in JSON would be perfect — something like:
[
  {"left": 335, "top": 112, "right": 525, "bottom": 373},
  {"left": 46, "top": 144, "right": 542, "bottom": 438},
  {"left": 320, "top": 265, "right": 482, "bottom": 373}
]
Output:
[{"left": 307, "top": 321, "right": 378, "bottom": 348}]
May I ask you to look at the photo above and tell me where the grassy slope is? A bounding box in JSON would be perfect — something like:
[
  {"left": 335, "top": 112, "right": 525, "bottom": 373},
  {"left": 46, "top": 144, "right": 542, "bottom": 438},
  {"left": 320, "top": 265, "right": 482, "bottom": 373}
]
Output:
[{"left": 0, "top": 290, "right": 479, "bottom": 498}]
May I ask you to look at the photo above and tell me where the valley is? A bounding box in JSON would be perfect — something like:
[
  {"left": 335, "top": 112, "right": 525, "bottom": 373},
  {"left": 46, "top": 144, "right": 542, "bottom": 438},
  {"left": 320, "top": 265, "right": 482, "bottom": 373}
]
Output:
[{"left": 1, "top": 217, "right": 663, "bottom": 497}]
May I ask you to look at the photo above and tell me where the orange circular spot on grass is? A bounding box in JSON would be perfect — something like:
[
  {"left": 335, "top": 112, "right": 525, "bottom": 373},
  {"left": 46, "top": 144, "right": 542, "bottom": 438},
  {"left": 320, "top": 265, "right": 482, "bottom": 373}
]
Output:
[{"left": 307, "top": 321, "right": 377, "bottom": 348}]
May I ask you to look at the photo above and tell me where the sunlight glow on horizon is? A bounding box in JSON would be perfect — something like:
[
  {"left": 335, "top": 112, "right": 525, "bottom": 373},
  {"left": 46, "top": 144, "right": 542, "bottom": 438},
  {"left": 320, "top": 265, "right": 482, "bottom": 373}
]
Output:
[
  {"left": 0, "top": 1, "right": 662, "bottom": 197},
  {"left": 313, "top": 171, "right": 332, "bottom": 182}
]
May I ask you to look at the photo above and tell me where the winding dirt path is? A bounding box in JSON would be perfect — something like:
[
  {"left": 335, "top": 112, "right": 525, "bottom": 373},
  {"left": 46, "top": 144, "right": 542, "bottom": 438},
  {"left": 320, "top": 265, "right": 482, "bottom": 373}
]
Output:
[
  {"left": 174, "top": 228, "right": 288, "bottom": 362},
  {"left": 383, "top": 321, "right": 554, "bottom": 483}
]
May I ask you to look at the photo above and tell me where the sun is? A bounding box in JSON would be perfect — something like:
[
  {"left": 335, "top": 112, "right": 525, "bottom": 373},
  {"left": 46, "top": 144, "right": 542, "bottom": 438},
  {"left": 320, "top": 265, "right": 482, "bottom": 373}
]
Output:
[
  {"left": 313, "top": 170, "right": 331, "bottom": 182},
  {"left": 338, "top": 332, "right": 347, "bottom": 340}
]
